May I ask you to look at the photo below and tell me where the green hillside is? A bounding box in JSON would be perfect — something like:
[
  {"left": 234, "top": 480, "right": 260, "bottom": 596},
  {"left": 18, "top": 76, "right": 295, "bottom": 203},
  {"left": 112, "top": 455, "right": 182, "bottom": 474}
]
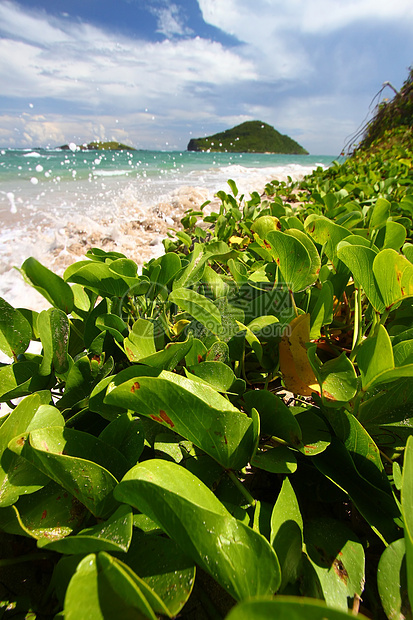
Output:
[
  {"left": 187, "top": 120, "right": 308, "bottom": 154},
  {"left": 60, "top": 141, "right": 135, "bottom": 151}
]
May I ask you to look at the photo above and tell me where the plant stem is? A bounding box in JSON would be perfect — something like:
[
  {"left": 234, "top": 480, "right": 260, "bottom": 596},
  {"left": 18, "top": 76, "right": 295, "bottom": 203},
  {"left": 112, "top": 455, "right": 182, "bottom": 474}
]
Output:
[{"left": 227, "top": 470, "right": 256, "bottom": 507}]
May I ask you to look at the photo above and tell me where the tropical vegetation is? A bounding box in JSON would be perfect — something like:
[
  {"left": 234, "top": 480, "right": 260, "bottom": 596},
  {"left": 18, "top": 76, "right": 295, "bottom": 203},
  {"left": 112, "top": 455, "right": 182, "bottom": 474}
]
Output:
[
  {"left": 0, "top": 71, "right": 413, "bottom": 619},
  {"left": 187, "top": 120, "right": 308, "bottom": 154}
]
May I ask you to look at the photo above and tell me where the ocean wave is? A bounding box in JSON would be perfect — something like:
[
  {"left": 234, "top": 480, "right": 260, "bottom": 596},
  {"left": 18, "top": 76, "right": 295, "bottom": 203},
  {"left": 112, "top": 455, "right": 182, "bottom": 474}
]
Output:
[
  {"left": 92, "top": 169, "right": 132, "bottom": 177},
  {"left": 23, "top": 151, "right": 43, "bottom": 158}
]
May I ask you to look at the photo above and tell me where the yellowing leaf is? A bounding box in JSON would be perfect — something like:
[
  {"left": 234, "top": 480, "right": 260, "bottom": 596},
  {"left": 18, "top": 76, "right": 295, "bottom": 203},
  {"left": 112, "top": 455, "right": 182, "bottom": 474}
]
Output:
[{"left": 279, "top": 314, "right": 319, "bottom": 396}]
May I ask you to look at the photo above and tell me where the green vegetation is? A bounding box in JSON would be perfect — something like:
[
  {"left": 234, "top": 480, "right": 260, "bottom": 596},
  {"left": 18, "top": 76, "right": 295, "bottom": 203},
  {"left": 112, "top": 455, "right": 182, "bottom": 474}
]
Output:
[
  {"left": 1, "top": 79, "right": 413, "bottom": 618},
  {"left": 60, "top": 140, "right": 136, "bottom": 151},
  {"left": 187, "top": 120, "right": 308, "bottom": 154}
]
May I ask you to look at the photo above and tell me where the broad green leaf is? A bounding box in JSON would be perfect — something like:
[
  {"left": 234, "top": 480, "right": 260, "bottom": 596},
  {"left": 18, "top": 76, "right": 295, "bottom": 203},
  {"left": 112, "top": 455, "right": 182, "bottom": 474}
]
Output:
[
  {"left": 95, "top": 313, "right": 128, "bottom": 342},
  {"left": 0, "top": 480, "right": 86, "bottom": 540},
  {"left": 37, "top": 308, "right": 70, "bottom": 376},
  {"left": 376, "top": 220, "right": 407, "bottom": 251},
  {"left": 284, "top": 228, "right": 321, "bottom": 283},
  {"left": 357, "top": 325, "right": 394, "bottom": 390},
  {"left": 187, "top": 360, "right": 235, "bottom": 392},
  {"left": 252, "top": 446, "right": 297, "bottom": 474},
  {"left": 0, "top": 297, "right": 31, "bottom": 358},
  {"left": 0, "top": 393, "right": 63, "bottom": 507},
  {"left": 64, "top": 260, "right": 131, "bottom": 297},
  {"left": 118, "top": 533, "right": 195, "bottom": 617},
  {"left": 225, "top": 596, "right": 371, "bottom": 620},
  {"left": 357, "top": 325, "right": 413, "bottom": 390},
  {"left": 403, "top": 242, "right": 413, "bottom": 262},
  {"left": 251, "top": 215, "right": 281, "bottom": 238},
  {"left": 337, "top": 245, "right": 385, "bottom": 313},
  {"left": 243, "top": 389, "right": 302, "bottom": 447},
  {"left": 314, "top": 438, "right": 400, "bottom": 543},
  {"left": 0, "top": 359, "right": 51, "bottom": 402},
  {"left": 64, "top": 553, "right": 158, "bottom": 620},
  {"left": 377, "top": 538, "right": 411, "bottom": 620},
  {"left": 307, "top": 348, "right": 358, "bottom": 403},
  {"left": 327, "top": 409, "right": 391, "bottom": 495},
  {"left": 296, "top": 409, "right": 331, "bottom": 456},
  {"left": 305, "top": 518, "right": 365, "bottom": 610},
  {"left": 105, "top": 370, "right": 256, "bottom": 469},
  {"left": 393, "top": 340, "right": 413, "bottom": 366},
  {"left": 266, "top": 230, "right": 314, "bottom": 292},
  {"left": 114, "top": 459, "right": 281, "bottom": 601},
  {"left": 21, "top": 257, "right": 74, "bottom": 313},
  {"left": 8, "top": 426, "right": 123, "bottom": 518},
  {"left": 402, "top": 435, "right": 413, "bottom": 609},
  {"left": 369, "top": 197, "right": 390, "bottom": 230},
  {"left": 38, "top": 504, "right": 133, "bottom": 554},
  {"left": 309, "top": 280, "right": 334, "bottom": 339},
  {"left": 137, "top": 338, "right": 193, "bottom": 371},
  {"left": 99, "top": 412, "right": 145, "bottom": 468},
  {"left": 124, "top": 318, "right": 156, "bottom": 362},
  {"left": 304, "top": 214, "right": 351, "bottom": 264},
  {"left": 169, "top": 287, "right": 222, "bottom": 334},
  {"left": 270, "top": 477, "right": 303, "bottom": 590},
  {"left": 89, "top": 375, "right": 128, "bottom": 421},
  {"left": 172, "top": 244, "right": 209, "bottom": 290},
  {"left": 373, "top": 249, "right": 413, "bottom": 309}
]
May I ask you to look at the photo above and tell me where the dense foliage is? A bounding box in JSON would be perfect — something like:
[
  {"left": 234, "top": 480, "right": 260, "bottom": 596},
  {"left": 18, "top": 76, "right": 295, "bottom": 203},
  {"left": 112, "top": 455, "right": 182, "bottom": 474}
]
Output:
[
  {"left": 355, "top": 66, "right": 413, "bottom": 152},
  {"left": 0, "top": 132, "right": 413, "bottom": 619},
  {"left": 187, "top": 120, "right": 308, "bottom": 154}
]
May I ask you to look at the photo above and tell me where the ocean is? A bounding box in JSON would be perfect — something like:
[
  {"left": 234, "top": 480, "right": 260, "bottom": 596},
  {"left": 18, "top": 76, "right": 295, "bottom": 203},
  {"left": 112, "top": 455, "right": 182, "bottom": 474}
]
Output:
[{"left": 0, "top": 147, "right": 334, "bottom": 311}]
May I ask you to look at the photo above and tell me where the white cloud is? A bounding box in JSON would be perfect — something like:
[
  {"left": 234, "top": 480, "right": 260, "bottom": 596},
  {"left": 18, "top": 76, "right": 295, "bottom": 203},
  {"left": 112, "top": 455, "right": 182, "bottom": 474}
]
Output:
[
  {"left": 150, "top": 3, "right": 193, "bottom": 38},
  {"left": 0, "top": 1, "right": 256, "bottom": 108}
]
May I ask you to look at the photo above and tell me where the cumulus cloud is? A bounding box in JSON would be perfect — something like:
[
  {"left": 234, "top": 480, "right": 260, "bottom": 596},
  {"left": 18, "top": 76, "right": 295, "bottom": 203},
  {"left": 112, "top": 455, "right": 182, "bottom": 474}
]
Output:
[{"left": 150, "top": 2, "right": 193, "bottom": 38}]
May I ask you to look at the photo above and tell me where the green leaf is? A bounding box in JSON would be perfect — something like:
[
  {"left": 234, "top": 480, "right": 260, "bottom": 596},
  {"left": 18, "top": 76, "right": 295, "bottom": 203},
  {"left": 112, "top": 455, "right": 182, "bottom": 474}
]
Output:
[
  {"left": 169, "top": 287, "right": 222, "bottom": 334},
  {"left": 187, "top": 360, "right": 236, "bottom": 392},
  {"left": 357, "top": 325, "right": 413, "bottom": 390},
  {"left": 309, "top": 280, "right": 334, "bottom": 339},
  {"left": 243, "top": 390, "right": 302, "bottom": 447},
  {"left": 124, "top": 318, "right": 156, "bottom": 362},
  {"left": 252, "top": 446, "right": 297, "bottom": 474},
  {"left": 0, "top": 480, "right": 87, "bottom": 540},
  {"left": 64, "top": 553, "right": 159, "bottom": 620},
  {"left": 37, "top": 308, "right": 70, "bottom": 376},
  {"left": 304, "top": 214, "right": 351, "bottom": 264},
  {"left": 114, "top": 459, "right": 281, "bottom": 601},
  {"left": 373, "top": 249, "right": 413, "bottom": 309},
  {"left": 376, "top": 220, "right": 407, "bottom": 251},
  {"left": 0, "top": 297, "right": 32, "bottom": 358},
  {"left": 0, "top": 393, "right": 63, "bottom": 507},
  {"left": 377, "top": 538, "right": 412, "bottom": 620},
  {"left": 337, "top": 245, "right": 385, "bottom": 313},
  {"left": 369, "top": 197, "right": 391, "bottom": 230},
  {"left": 270, "top": 477, "right": 303, "bottom": 590},
  {"left": 266, "top": 230, "right": 314, "bottom": 292},
  {"left": 0, "top": 359, "right": 51, "bottom": 402},
  {"left": 305, "top": 517, "right": 365, "bottom": 610},
  {"left": 296, "top": 409, "right": 331, "bottom": 456},
  {"left": 64, "top": 260, "right": 131, "bottom": 297},
  {"left": 402, "top": 435, "right": 413, "bottom": 609},
  {"left": 8, "top": 426, "right": 123, "bottom": 518},
  {"left": 38, "top": 504, "right": 133, "bottom": 554},
  {"left": 21, "top": 257, "right": 74, "bottom": 313},
  {"left": 118, "top": 533, "right": 195, "bottom": 617},
  {"left": 307, "top": 348, "right": 358, "bottom": 403},
  {"left": 105, "top": 370, "right": 256, "bottom": 470},
  {"left": 225, "top": 596, "right": 371, "bottom": 620},
  {"left": 314, "top": 437, "right": 400, "bottom": 543},
  {"left": 284, "top": 228, "right": 321, "bottom": 283}
]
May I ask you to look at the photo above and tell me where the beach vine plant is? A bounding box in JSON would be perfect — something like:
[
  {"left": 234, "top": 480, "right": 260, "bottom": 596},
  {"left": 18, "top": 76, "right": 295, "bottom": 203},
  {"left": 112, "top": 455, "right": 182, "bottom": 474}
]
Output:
[{"left": 0, "top": 134, "right": 413, "bottom": 619}]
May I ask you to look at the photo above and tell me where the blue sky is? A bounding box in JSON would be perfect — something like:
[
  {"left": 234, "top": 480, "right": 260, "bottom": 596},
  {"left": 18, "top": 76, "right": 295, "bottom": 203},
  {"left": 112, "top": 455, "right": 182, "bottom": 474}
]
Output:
[{"left": 0, "top": 0, "right": 412, "bottom": 154}]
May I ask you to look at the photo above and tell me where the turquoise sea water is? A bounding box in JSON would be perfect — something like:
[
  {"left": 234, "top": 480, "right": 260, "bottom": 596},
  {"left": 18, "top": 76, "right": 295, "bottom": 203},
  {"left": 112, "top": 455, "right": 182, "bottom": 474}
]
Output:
[{"left": 0, "top": 148, "right": 334, "bottom": 309}]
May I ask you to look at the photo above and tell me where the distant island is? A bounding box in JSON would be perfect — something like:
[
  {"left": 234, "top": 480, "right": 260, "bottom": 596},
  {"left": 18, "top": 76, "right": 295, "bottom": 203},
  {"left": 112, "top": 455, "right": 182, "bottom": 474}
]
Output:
[
  {"left": 59, "top": 141, "right": 136, "bottom": 151},
  {"left": 187, "top": 121, "right": 308, "bottom": 155}
]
